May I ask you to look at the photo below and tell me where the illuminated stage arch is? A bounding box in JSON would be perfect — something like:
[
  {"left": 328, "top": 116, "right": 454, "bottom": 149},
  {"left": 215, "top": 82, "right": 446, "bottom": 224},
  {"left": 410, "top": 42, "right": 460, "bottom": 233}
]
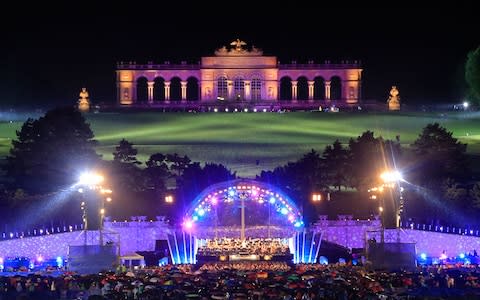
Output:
[{"left": 183, "top": 179, "right": 304, "bottom": 231}]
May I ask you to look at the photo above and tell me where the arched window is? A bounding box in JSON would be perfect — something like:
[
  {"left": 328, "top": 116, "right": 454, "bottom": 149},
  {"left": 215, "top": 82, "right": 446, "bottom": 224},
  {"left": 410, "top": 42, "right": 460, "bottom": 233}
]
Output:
[
  {"left": 280, "top": 77, "right": 292, "bottom": 100},
  {"left": 136, "top": 77, "right": 148, "bottom": 102},
  {"left": 251, "top": 77, "right": 262, "bottom": 100},
  {"left": 187, "top": 77, "right": 199, "bottom": 101},
  {"left": 314, "top": 76, "right": 325, "bottom": 100},
  {"left": 331, "top": 76, "right": 342, "bottom": 100},
  {"left": 153, "top": 77, "right": 165, "bottom": 101},
  {"left": 217, "top": 76, "right": 228, "bottom": 99},
  {"left": 234, "top": 77, "right": 244, "bottom": 100},
  {"left": 297, "top": 76, "right": 308, "bottom": 100},
  {"left": 170, "top": 77, "right": 181, "bottom": 101}
]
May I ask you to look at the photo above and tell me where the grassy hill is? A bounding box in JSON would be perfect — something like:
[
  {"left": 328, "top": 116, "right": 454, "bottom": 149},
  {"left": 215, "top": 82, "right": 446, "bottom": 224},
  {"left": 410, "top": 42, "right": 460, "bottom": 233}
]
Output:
[{"left": 1, "top": 110, "right": 479, "bottom": 177}]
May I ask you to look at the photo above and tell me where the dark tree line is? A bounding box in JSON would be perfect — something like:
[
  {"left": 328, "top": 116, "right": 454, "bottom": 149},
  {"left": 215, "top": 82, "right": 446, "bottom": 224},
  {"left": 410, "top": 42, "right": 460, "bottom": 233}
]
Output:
[
  {"left": 257, "top": 123, "right": 480, "bottom": 226},
  {"left": 466, "top": 45, "right": 480, "bottom": 104},
  {"left": 1, "top": 106, "right": 480, "bottom": 229},
  {"left": 0, "top": 107, "right": 235, "bottom": 228}
]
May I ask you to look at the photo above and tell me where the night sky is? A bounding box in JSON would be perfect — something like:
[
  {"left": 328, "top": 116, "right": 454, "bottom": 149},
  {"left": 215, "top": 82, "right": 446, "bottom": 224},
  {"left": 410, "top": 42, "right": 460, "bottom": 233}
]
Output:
[{"left": 4, "top": 4, "right": 478, "bottom": 108}]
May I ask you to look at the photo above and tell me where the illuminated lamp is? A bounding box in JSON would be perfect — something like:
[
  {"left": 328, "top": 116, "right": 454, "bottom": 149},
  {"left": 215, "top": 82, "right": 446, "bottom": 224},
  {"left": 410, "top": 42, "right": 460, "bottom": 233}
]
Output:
[
  {"left": 269, "top": 197, "right": 276, "bottom": 204},
  {"left": 280, "top": 207, "right": 288, "bottom": 215},
  {"left": 56, "top": 256, "right": 63, "bottom": 267},
  {"left": 420, "top": 253, "right": 427, "bottom": 260},
  {"left": 459, "top": 253, "right": 465, "bottom": 259},
  {"left": 198, "top": 208, "right": 205, "bottom": 216},
  {"left": 380, "top": 171, "right": 403, "bottom": 183},
  {"left": 184, "top": 220, "right": 193, "bottom": 229},
  {"left": 319, "top": 256, "right": 328, "bottom": 265},
  {"left": 79, "top": 172, "right": 104, "bottom": 186},
  {"left": 263, "top": 255, "right": 272, "bottom": 261},
  {"left": 211, "top": 197, "right": 218, "bottom": 205},
  {"left": 228, "top": 190, "right": 235, "bottom": 197},
  {"left": 219, "top": 255, "right": 227, "bottom": 261}
]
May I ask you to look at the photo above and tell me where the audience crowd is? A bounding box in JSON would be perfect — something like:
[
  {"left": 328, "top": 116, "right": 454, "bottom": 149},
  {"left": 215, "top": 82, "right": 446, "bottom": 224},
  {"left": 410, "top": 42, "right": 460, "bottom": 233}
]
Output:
[{"left": 2, "top": 262, "right": 480, "bottom": 299}]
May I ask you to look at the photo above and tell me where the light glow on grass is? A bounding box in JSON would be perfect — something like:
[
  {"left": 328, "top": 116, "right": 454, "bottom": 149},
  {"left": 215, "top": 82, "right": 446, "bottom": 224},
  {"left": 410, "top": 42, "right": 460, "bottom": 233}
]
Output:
[{"left": 2, "top": 111, "right": 480, "bottom": 177}]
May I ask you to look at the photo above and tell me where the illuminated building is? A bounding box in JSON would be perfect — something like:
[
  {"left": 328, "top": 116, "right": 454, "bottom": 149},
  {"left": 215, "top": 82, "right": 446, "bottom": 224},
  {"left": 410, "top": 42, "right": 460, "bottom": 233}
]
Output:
[{"left": 116, "top": 40, "right": 362, "bottom": 109}]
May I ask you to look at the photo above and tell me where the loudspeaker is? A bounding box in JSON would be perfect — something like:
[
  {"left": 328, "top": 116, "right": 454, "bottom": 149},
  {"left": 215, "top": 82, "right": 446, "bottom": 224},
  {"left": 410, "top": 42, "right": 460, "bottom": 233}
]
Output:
[
  {"left": 155, "top": 240, "right": 170, "bottom": 257},
  {"left": 382, "top": 193, "right": 398, "bottom": 229},
  {"left": 368, "top": 242, "right": 416, "bottom": 271},
  {"left": 68, "top": 245, "right": 118, "bottom": 274}
]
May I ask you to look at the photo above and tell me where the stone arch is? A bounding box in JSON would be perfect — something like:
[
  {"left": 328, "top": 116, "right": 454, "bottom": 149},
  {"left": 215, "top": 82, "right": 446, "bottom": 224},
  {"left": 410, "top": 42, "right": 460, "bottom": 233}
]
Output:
[
  {"left": 297, "top": 76, "right": 309, "bottom": 100},
  {"left": 170, "top": 77, "right": 182, "bottom": 101},
  {"left": 314, "top": 76, "right": 325, "bottom": 100},
  {"left": 331, "top": 76, "right": 342, "bottom": 100},
  {"left": 280, "top": 76, "right": 292, "bottom": 101},
  {"left": 184, "top": 179, "right": 304, "bottom": 229},
  {"left": 186, "top": 77, "right": 199, "bottom": 101},
  {"left": 153, "top": 77, "right": 165, "bottom": 101},
  {"left": 136, "top": 77, "right": 148, "bottom": 103}
]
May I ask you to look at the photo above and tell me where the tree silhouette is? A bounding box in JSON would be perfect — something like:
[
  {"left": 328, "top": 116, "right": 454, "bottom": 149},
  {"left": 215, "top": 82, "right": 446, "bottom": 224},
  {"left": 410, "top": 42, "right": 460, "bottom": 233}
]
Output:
[
  {"left": 144, "top": 153, "right": 169, "bottom": 196},
  {"left": 410, "top": 123, "right": 469, "bottom": 187},
  {"left": 107, "top": 139, "right": 144, "bottom": 216},
  {"left": 322, "top": 140, "right": 349, "bottom": 191},
  {"left": 465, "top": 46, "right": 480, "bottom": 103},
  {"left": 346, "top": 131, "right": 401, "bottom": 191},
  {"left": 5, "top": 106, "right": 100, "bottom": 194},
  {"left": 113, "top": 139, "right": 141, "bottom": 165}
]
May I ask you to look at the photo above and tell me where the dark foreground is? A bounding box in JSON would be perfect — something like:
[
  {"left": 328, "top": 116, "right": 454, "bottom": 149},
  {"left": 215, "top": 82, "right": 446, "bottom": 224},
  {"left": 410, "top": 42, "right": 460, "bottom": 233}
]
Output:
[{"left": 1, "top": 262, "right": 480, "bottom": 299}]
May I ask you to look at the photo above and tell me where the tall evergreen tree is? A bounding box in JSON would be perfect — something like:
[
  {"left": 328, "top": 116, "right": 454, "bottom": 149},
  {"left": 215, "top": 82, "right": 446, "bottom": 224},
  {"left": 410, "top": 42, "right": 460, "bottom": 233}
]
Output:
[
  {"left": 322, "top": 140, "right": 349, "bottom": 190},
  {"left": 346, "top": 131, "right": 401, "bottom": 191},
  {"left": 5, "top": 106, "right": 100, "bottom": 193},
  {"left": 107, "top": 139, "right": 145, "bottom": 217},
  {"left": 410, "top": 123, "right": 469, "bottom": 187},
  {"left": 144, "top": 153, "right": 170, "bottom": 196},
  {"left": 465, "top": 46, "right": 480, "bottom": 103},
  {"left": 113, "top": 139, "right": 141, "bottom": 165}
]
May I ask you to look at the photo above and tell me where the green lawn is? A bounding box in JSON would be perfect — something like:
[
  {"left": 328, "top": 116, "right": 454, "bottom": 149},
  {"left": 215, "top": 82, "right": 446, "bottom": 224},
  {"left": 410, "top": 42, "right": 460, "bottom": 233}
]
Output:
[{"left": 1, "top": 111, "right": 480, "bottom": 177}]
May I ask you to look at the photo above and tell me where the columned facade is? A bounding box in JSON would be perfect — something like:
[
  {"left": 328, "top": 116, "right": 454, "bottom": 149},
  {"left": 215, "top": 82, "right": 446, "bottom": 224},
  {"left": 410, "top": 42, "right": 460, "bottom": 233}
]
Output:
[
  {"left": 164, "top": 81, "right": 171, "bottom": 102},
  {"left": 325, "top": 80, "right": 331, "bottom": 101},
  {"left": 181, "top": 81, "right": 187, "bottom": 101},
  {"left": 291, "top": 81, "right": 298, "bottom": 101},
  {"left": 147, "top": 81, "right": 154, "bottom": 103},
  {"left": 116, "top": 40, "right": 362, "bottom": 107},
  {"left": 308, "top": 81, "right": 314, "bottom": 101}
]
